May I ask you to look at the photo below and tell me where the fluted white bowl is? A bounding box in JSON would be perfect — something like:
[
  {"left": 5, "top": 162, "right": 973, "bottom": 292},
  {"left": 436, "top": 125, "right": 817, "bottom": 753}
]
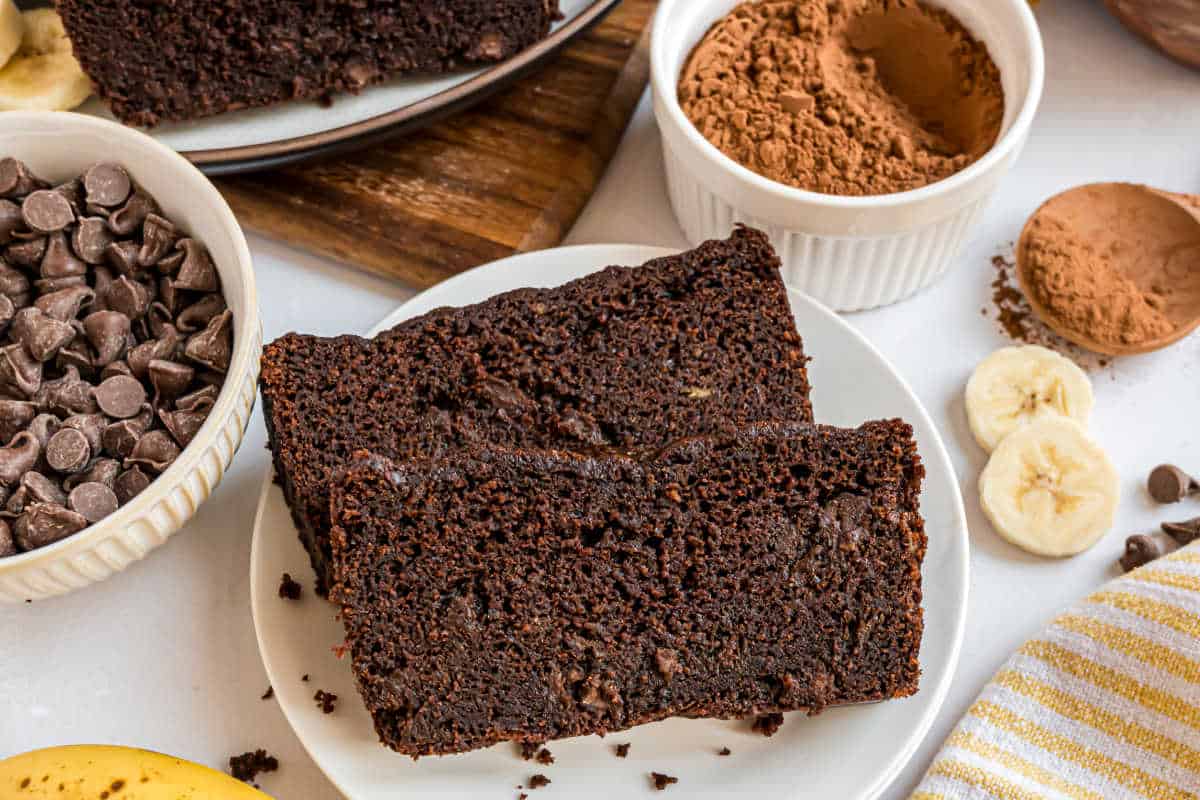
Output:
[
  {"left": 651, "top": 0, "right": 1044, "bottom": 311},
  {"left": 0, "top": 112, "right": 259, "bottom": 603}
]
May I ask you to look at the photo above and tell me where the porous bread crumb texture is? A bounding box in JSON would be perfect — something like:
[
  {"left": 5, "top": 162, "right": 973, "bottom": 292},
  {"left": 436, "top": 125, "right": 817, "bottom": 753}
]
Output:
[
  {"left": 55, "top": 0, "right": 561, "bottom": 126},
  {"left": 329, "top": 420, "right": 925, "bottom": 756},
  {"left": 260, "top": 229, "right": 813, "bottom": 595}
]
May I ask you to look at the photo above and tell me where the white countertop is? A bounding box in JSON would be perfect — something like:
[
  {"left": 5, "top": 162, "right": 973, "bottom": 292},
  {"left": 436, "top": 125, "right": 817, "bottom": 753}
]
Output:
[{"left": 4, "top": 1, "right": 1199, "bottom": 796}]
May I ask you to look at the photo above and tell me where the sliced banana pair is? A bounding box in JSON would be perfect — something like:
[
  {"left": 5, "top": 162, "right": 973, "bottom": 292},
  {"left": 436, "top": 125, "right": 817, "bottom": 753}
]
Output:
[
  {"left": 967, "top": 345, "right": 1118, "bottom": 557},
  {"left": 0, "top": 2, "right": 92, "bottom": 112}
]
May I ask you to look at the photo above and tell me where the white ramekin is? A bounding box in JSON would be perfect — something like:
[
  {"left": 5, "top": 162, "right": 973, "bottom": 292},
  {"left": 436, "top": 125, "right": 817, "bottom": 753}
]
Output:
[
  {"left": 652, "top": 0, "right": 1044, "bottom": 311},
  {"left": 0, "top": 112, "right": 260, "bottom": 603}
]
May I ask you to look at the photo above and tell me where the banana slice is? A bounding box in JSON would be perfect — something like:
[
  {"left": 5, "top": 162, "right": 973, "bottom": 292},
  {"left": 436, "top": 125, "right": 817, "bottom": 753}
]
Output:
[
  {"left": 0, "top": 8, "right": 92, "bottom": 112},
  {"left": 0, "top": 745, "right": 272, "bottom": 799},
  {"left": 0, "top": 0, "right": 22, "bottom": 71},
  {"left": 965, "top": 345, "right": 1093, "bottom": 453},
  {"left": 979, "top": 417, "right": 1119, "bottom": 557}
]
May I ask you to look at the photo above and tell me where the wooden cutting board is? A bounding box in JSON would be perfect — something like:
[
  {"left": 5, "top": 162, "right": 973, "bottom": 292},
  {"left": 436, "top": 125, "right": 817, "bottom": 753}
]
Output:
[{"left": 216, "top": 0, "right": 657, "bottom": 289}]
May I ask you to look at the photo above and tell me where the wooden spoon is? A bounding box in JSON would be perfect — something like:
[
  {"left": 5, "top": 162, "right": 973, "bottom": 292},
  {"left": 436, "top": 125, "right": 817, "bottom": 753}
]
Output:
[{"left": 1016, "top": 182, "right": 1200, "bottom": 356}]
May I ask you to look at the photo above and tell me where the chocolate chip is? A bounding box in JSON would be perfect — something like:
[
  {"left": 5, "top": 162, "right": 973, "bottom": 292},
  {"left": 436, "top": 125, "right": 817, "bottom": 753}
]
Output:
[
  {"left": 13, "top": 310, "right": 75, "bottom": 362},
  {"left": 107, "top": 187, "right": 157, "bottom": 236},
  {"left": 147, "top": 359, "right": 193, "bottom": 403},
  {"left": 68, "top": 482, "right": 119, "bottom": 523},
  {"left": 101, "top": 404, "right": 152, "bottom": 459},
  {"left": 1148, "top": 464, "right": 1199, "bottom": 504},
  {"left": 0, "top": 296, "right": 13, "bottom": 332},
  {"left": 94, "top": 374, "right": 146, "bottom": 418},
  {"left": 56, "top": 337, "right": 94, "bottom": 374},
  {"left": 21, "top": 190, "right": 74, "bottom": 234},
  {"left": 21, "top": 471, "right": 66, "bottom": 507},
  {"left": 83, "top": 310, "right": 130, "bottom": 366},
  {"left": 46, "top": 428, "right": 90, "bottom": 474},
  {"left": 64, "top": 457, "right": 119, "bottom": 492},
  {"left": 34, "top": 275, "right": 88, "bottom": 295},
  {"left": 175, "top": 384, "right": 219, "bottom": 413},
  {"left": 26, "top": 414, "right": 58, "bottom": 449},
  {"left": 1119, "top": 534, "right": 1162, "bottom": 572},
  {"left": 0, "top": 518, "right": 12, "bottom": 556},
  {"left": 113, "top": 466, "right": 151, "bottom": 504},
  {"left": 1162, "top": 517, "right": 1200, "bottom": 546},
  {"left": 0, "top": 262, "right": 29, "bottom": 301},
  {"left": 0, "top": 399, "right": 34, "bottom": 443},
  {"left": 176, "top": 294, "right": 226, "bottom": 333},
  {"left": 0, "top": 432, "right": 39, "bottom": 486},
  {"left": 184, "top": 309, "right": 232, "bottom": 373},
  {"left": 61, "top": 413, "right": 106, "bottom": 454},
  {"left": 99, "top": 360, "right": 131, "bottom": 381},
  {"left": 82, "top": 163, "right": 132, "bottom": 208},
  {"left": 16, "top": 503, "right": 88, "bottom": 550},
  {"left": 124, "top": 429, "right": 180, "bottom": 474},
  {"left": 103, "top": 275, "right": 152, "bottom": 320},
  {"left": 138, "top": 213, "right": 176, "bottom": 267},
  {"left": 0, "top": 344, "right": 42, "bottom": 397},
  {"left": 40, "top": 231, "right": 87, "bottom": 279},
  {"left": 0, "top": 158, "right": 47, "bottom": 198},
  {"left": 35, "top": 367, "right": 98, "bottom": 416},
  {"left": 173, "top": 239, "right": 219, "bottom": 292},
  {"left": 5, "top": 235, "right": 45, "bottom": 269},
  {"left": 155, "top": 248, "right": 185, "bottom": 277},
  {"left": 159, "top": 407, "right": 207, "bottom": 448},
  {"left": 105, "top": 239, "right": 142, "bottom": 278},
  {"left": 127, "top": 326, "right": 178, "bottom": 379},
  {"left": 0, "top": 199, "right": 22, "bottom": 244},
  {"left": 71, "top": 217, "right": 114, "bottom": 264},
  {"left": 35, "top": 285, "right": 94, "bottom": 322}
]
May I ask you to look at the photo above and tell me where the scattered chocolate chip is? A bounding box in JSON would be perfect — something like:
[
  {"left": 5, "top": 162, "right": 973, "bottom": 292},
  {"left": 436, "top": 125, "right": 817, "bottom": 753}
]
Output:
[
  {"left": 528, "top": 775, "right": 551, "bottom": 790},
  {"left": 94, "top": 374, "right": 146, "bottom": 419},
  {"left": 650, "top": 773, "right": 678, "bottom": 791},
  {"left": 21, "top": 190, "right": 74, "bottom": 234},
  {"left": 82, "top": 164, "right": 132, "bottom": 208},
  {"left": 113, "top": 466, "right": 150, "bottom": 504},
  {"left": 1160, "top": 517, "right": 1200, "bottom": 547},
  {"left": 1148, "top": 464, "right": 1200, "bottom": 504},
  {"left": 68, "top": 482, "right": 119, "bottom": 523},
  {"left": 614, "top": 743, "right": 631, "bottom": 758},
  {"left": 1120, "top": 534, "right": 1162, "bottom": 572},
  {"left": 314, "top": 689, "right": 338, "bottom": 713},
  {"left": 261, "top": 686, "right": 274, "bottom": 701},
  {"left": 228, "top": 749, "right": 278, "bottom": 784},
  {"left": 752, "top": 713, "right": 784, "bottom": 737},
  {"left": 279, "top": 572, "right": 302, "bottom": 600}
]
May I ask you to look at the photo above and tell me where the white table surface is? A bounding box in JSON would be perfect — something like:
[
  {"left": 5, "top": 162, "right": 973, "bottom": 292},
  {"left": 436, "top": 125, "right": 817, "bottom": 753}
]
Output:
[{"left": 3, "top": 1, "right": 1199, "bottom": 797}]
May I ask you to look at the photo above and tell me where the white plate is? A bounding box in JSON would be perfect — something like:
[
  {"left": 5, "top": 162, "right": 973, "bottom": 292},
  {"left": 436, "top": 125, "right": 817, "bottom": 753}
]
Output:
[
  {"left": 71, "top": 0, "right": 617, "bottom": 173},
  {"left": 250, "top": 245, "right": 969, "bottom": 800}
]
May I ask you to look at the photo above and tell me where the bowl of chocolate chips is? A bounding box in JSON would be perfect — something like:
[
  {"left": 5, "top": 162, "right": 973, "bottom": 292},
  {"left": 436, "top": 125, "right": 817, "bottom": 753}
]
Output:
[{"left": 0, "top": 112, "right": 260, "bottom": 602}]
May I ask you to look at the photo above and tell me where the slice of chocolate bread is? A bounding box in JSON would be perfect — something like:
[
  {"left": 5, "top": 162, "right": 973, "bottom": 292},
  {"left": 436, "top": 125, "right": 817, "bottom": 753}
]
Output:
[
  {"left": 55, "top": 0, "right": 562, "bottom": 126},
  {"left": 261, "top": 228, "right": 813, "bottom": 594},
  {"left": 330, "top": 419, "right": 926, "bottom": 756}
]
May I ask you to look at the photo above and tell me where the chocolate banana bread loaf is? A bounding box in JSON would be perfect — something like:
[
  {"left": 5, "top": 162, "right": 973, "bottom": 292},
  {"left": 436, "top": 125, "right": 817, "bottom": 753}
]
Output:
[
  {"left": 261, "top": 228, "right": 813, "bottom": 594},
  {"left": 55, "top": 0, "right": 562, "bottom": 126},
  {"left": 330, "top": 419, "right": 926, "bottom": 755}
]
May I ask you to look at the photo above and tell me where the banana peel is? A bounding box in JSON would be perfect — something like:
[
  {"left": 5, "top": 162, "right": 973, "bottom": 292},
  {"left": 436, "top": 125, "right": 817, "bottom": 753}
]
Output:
[{"left": 0, "top": 745, "right": 273, "bottom": 799}]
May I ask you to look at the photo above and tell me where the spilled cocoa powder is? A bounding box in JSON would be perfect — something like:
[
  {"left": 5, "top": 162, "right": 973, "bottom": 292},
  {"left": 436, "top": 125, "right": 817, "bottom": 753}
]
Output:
[
  {"left": 984, "top": 251, "right": 1110, "bottom": 371},
  {"left": 678, "top": 0, "right": 1004, "bottom": 196}
]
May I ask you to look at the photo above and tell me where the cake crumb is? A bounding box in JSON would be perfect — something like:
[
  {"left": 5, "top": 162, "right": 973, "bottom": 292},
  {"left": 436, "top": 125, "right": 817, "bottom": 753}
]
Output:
[
  {"left": 535, "top": 748, "right": 554, "bottom": 765},
  {"left": 753, "top": 713, "right": 784, "bottom": 737},
  {"left": 261, "top": 686, "right": 274, "bottom": 701},
  {"left": 528, "top": 774, "right": 551, "bottom": 789},
  {"left": 301, "top": 674, "right": 310, "bottom": 682},
  {"left": 718, "top": 747, "right": 732, "bottom": 756},
  {"left": 518, "top": 741, "right": 542, "bottom": 760},
  {"left": 314, "top": 689, "right": 338, "bottom": 713},
  {"left": 651, "top": 772, "right": 679, "bottom": 790},
  {"left": 278, "top": 572, "right": 302, "bottom": 600},
  {"left": 229, "top": 749, "right": 278, "bottom": 784},
  {"left": 614, "top": 743, "right": 631, "bottom": 758}
]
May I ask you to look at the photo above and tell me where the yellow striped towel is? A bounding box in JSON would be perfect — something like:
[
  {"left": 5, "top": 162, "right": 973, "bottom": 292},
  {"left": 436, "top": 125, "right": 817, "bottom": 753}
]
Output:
[{"left": 913, "top": 543, "right": 1200, "bottom": 799}]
